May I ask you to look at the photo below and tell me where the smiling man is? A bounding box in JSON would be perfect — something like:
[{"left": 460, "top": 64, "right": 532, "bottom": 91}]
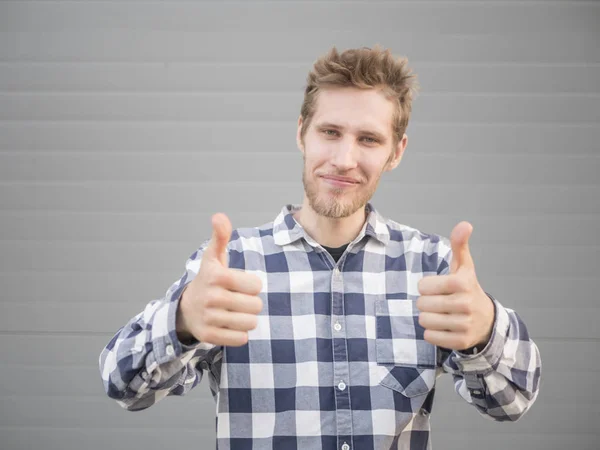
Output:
[{"left": 99, "top": 45, "right": 541, "bottom": 450}]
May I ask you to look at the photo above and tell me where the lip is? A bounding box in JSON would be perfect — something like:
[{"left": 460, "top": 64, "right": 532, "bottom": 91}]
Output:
[{"left": 321, "top": 175, "right": 360, "bottom": 187}]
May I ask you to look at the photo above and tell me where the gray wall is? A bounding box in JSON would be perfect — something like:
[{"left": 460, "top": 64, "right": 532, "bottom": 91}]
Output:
[{"left": 1, "top": 1, "right": 599, "bottom": 449}]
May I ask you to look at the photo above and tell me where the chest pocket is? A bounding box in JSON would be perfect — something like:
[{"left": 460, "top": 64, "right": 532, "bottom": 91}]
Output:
[{"left": 375, "top": 298, "right": 438, "bottom": 397}]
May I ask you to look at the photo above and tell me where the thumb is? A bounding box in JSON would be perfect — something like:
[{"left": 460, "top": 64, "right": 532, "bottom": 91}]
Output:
[
  {"left": 205, "top": 213, "right": 232, "bottom": 267},
  {"left": 450, "top": 221, "right": 475, "bottom": 274}
]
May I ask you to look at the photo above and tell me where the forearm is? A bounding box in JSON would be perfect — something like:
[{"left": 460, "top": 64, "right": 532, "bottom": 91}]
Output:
[
  {"left": 441, "top": 297, "right": 542, "bottom": 421},
  {"left": 99, "top": 293, "right": 218, "bottom": 411}
]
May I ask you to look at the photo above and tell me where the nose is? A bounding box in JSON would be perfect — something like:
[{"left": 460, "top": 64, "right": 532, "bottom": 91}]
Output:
[{"left": 330, "top": 139, "right": 359, "bottom": 171}]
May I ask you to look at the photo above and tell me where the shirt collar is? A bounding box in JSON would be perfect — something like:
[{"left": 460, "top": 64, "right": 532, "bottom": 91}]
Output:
[{"left": 272, "top": 202, "right": 391, "bottom": 247}]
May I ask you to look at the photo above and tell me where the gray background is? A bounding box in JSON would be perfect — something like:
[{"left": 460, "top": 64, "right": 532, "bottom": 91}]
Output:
[{"left": 0, "top": 1, "right": 599, "bottom": 449}]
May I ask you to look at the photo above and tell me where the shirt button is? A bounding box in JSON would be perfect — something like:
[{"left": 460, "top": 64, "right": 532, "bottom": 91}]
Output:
[
  {"left": 334, "top": 322, "right": 342, "bottom": 332},
  {"left": 333, "top": 267, "right": 340, "bottom": 276},
  {"left": 165, "top": 344, "right": 175, "bottom": 356},
  {"left": 342, "top": 443, "right": 350, "bottom": 450},
  {"left": 472, "top": 389, "right": 481, "bottom": 396},
  {"left": 338, "top": 381, "right": 346, "bottom": 391}
]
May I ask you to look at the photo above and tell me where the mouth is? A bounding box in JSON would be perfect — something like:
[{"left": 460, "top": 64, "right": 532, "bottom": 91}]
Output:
[{"left": 320, "top": 175, "right": 360, "bottom": 187}]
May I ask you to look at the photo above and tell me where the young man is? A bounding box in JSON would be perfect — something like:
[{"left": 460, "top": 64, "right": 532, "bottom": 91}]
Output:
[{"left": 99, "top": 45, "right": 541, "bottom": 450}]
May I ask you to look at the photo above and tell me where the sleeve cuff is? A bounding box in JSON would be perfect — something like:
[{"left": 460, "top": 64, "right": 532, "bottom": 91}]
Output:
[
  {"left": 152, "top": 291, "right": 205, "bottom": 365},
  {"left": 452, "top": 294, "right": 510, "bottom": 374}
]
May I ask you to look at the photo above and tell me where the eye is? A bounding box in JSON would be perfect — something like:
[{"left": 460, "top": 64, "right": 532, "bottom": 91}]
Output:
[
  {"left": 361, "top": 137, "right": 378, "bottom": 144},
  {"left": 323, "top": 129, "right": 338, "bottom": 136}
]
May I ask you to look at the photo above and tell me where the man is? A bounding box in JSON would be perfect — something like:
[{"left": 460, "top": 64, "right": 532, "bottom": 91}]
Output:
[{"left": 99, "top": 45, "right": 541, "bottom": 450}]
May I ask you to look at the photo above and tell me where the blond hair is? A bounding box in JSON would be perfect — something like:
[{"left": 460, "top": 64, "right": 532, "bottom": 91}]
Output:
[{"left": 299, "top": 45, "right": 419, "bottom": 149}]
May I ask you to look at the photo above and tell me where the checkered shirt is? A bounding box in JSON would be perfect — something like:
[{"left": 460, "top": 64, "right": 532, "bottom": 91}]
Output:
[{"left": 99, "top": 202, "right": 542, "bottom": 450}]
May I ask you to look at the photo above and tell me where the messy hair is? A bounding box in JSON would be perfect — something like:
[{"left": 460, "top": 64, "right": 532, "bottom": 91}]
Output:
[{"left": 299, "top": 44, "right": 420, "bottom": 150}]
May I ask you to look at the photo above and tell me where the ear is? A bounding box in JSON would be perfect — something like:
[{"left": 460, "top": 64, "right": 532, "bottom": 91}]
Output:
[
  {"left": 296, "top": 116, "right": 305, "bottom": 155},
  {"left": 384, "top": 133, "right": 408, "bottom": 172}
]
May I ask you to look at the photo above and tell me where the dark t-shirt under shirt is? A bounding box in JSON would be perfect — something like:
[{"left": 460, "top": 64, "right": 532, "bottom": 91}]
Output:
[{"left": 322, "top": 243, "right": 350, "bottom": 263}]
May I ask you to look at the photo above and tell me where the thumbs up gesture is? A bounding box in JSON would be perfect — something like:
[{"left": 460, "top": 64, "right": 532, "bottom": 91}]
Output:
[
  {"left": 176, "top": 213, "right": 264, "bottom": 346},
  {"left": 416, "top": 222, "right": 495, "bottom": 352}
]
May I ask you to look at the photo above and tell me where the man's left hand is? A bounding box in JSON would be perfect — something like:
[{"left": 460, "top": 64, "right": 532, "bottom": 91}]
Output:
[{"left": 416, "top": 221, "right": 495, "bottom": 352}]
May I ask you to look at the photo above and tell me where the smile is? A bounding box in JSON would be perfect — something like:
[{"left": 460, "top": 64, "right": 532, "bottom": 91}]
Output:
[{"left": 321, "top": 176, "right": 360, "bottom": 187}]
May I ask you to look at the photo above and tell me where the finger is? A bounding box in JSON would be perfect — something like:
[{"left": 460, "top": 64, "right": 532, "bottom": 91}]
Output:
[
  {"left": 423, "top": 329, "right": 469, "bottom": 350},
  {"left": 213, "top": 268, "right": 262, "bottom": 296},
  {"left": 418, "top": 273, "right": 469, "bottom": 296},
  {"left": 207, "top": 288, "right": 263, "bottom": 315},
  {"left": 203, "top": 308, "right": 259, "bottom": 332},
  {"left": 205, "top": 213, "right": 232, "bottom": 267},
  {"left": 416, "top": 293, "right": 463, "bottom": 314},
  {"left": 418, "top": 311, "right": 469, "bottom": 332},
  {"left": 197, "top": 325, "right": 249, "bottom": 347}
]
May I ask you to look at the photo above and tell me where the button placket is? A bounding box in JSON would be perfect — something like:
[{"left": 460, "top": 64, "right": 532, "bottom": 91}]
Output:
[{"left": 331, "top": 265, "right": 353, "bottom": 441}]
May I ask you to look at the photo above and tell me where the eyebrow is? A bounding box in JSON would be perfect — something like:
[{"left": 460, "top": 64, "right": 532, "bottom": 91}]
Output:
[{"left": 316, "top": 122, "right": 388, "bottom": 142}]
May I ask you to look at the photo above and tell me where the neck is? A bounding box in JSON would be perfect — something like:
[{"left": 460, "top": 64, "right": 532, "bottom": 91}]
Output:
[{"left": 292, "top": 195, "right": 368, "bottom": 248}]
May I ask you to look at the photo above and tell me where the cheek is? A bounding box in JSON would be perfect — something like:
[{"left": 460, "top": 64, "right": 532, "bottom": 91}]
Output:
[{"left": 361, "top": 163, "right": 381, "bottom": 180}]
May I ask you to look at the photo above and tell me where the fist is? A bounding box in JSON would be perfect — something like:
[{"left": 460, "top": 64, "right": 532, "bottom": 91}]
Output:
[
  {"left": 416, "top": 222, "right": 495, "bottom": 352},
  {"left": 176, "top": 213, "right": 263, "bottom": 346}
]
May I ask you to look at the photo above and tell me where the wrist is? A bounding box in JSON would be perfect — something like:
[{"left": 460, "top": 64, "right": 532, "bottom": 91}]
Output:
[{"left": 175, "top": 286, "right": 194, "bottom": 342}]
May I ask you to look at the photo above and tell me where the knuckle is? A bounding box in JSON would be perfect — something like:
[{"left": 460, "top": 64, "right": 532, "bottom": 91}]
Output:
[
  {"left": 253, "top": 296, "right": 264, "bottom": 314},
  {"left": 212, "top": 269, "right": 230, "bottom": 287},
  {"left": 423, "top": 329, "right": 431, "bottom": 342},
  {"left": 203, "top": 308, "right": 217, "bottom": 324},
  {"left": 203, "top": 290, "right": 219, "bottom": 308},
  {"left": 197, "top": 327, "right": 213, "bottom": 343},
  {"left": 452, "top": 277, "right": 465, "bottom": 292},
  {"left": 415, "top": 296, "right": 423, "bottom": 310},
  {"left": 462, "top": 301, "right": 473, "bottom": 314},
  {"left": 459, "top": 278, "right": 471, "bottom": 292},
  {"left": 214, "top": 270, "right": 231, "bottom": 286},
  {"left": 458, "top": 318, "right": 470, "bottom": 332},
  {"left": 248, "top": 315, "right": 258, "bottom": 330},
  {"left": 233, "top": 332, "right": 249, "bottom": 346},
  {"left": 250, "top": 275, "right": 263, "bottom": 294}
]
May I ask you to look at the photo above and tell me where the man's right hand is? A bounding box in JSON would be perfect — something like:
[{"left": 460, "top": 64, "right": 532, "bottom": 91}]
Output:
[{"left": 176, "top": 213, "right": 263, "bottom": 346}]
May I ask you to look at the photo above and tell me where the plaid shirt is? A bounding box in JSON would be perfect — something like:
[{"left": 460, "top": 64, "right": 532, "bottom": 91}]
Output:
[{"left": 99, "top": 202, "right": 541, "bottom": 450}]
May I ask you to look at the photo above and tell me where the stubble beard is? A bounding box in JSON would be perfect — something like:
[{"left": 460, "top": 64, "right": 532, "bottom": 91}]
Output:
[{"left": 302, "top": 158, "right": 383, "bottom": 219}]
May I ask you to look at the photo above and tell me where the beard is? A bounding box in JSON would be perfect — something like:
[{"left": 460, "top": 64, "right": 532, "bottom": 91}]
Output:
[{"left": 302, "top": 158, "right": 384, "bottom": 219}]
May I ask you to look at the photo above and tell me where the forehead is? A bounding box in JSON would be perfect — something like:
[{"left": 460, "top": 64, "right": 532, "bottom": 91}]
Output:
[{"left": 311, "top": 87, "right": 394, "bottom": 136}]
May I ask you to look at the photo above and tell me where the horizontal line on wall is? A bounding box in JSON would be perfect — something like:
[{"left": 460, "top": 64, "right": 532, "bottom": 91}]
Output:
[
  {"left": 0, "top": 424, "right": 215, "bottom": 431},
  {"left": 3, "top": 210, "right": 600, "bottom": 218},
  {"left": 0, "top": 120, "right": 598, "bottom": 127},
  {"left": 2, "top": 91, "right": 600, "bottom": 97},
  {"left": 1, "top": 151, "right": 599, "bottom": 158},
  {"left": 1, "top": 61, "right": 600, "bottom": 68},
  {"left": 0, "top": 330, "right": 115, "bottom": 337},
  {"left": 2, "top": 59, "right": 600, "bottom": 66},
  {"left": 1, "top": 180, "right": 599, "bottom": 187},
  {"left": 0, "top": 1, "right": 597, "bottom": 5},
  {"left": 0, "top": 58, "right": 600, "bottom": 64},
  {"left": 2, "top": 31, "right": 596, "bottom": 36}
]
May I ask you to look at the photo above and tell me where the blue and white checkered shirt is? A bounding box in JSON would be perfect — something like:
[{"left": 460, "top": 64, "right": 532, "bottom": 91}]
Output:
[{"left": 99, "top": 202, "right": 541, "bottom": 450}]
